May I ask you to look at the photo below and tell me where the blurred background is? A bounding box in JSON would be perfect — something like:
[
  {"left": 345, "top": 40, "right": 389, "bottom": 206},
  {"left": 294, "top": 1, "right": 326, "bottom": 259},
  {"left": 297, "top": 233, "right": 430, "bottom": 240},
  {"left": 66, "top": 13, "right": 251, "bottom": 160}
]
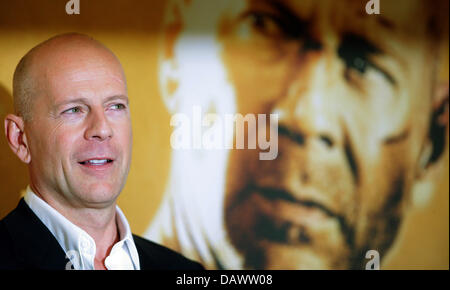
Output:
[{"left": 0, "top": 0, "right": 448, "bottom": 269}]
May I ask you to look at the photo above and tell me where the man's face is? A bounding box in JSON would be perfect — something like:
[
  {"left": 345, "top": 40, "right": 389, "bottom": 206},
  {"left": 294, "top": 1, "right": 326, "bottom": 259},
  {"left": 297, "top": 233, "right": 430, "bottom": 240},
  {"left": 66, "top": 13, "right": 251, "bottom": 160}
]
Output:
[
  {"left": 25, "top": 46, "right": 132, "bottom": 209},
  {"left": 215, "top": 0, "right": 437, "bottom": 269}
]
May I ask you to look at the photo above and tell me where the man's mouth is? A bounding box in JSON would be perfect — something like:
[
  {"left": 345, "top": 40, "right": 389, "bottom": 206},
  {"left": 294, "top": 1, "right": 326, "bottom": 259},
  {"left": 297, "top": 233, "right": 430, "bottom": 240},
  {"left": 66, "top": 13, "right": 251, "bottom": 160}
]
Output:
[
  {"left": 245, "top": 186, "right": 354, "bottom": 248},
  {"left": 78, "top": 158, "right": 115, "bottom": 171},
  {"left": 79, "top": 159, "right": 114, "bottom": 165}
]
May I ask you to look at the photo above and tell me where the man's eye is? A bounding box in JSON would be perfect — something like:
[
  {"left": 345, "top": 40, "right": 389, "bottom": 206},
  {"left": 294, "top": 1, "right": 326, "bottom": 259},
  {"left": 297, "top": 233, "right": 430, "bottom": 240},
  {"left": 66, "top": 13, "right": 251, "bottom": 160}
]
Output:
[
  {"left": 339, "top": 48, "right": 396, "bottom": 85},
  {"left": 111, "top": 103, "right": 126, "bottom": 110},
  {"left": 337, "top": 33, "right": 378, "bottom": 76},
  {"left": 337, "top": 34, "right": 395, "bottom": 85},
  {"left": 343, "top": 55, "right": 371, "bottom": 75},
  {"left": 63, "top": 107, "right": 81, "bottom": 114},
  {"left": 244, "top": 12, "right": 284, "bottom": 38}
]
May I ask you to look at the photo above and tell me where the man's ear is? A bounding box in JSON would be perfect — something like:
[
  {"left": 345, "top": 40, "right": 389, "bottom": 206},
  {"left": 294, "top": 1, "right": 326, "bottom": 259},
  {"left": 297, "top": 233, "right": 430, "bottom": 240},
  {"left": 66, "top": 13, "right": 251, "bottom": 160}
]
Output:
[
  {"left": 412, "top": 81, "right": 449, "bottom": 208},
  {"left": 4, "top": 114, "right": 31, "bottom": 164},
  {"left": 158, "top": 0, "right": 187, "bottom": 114}
]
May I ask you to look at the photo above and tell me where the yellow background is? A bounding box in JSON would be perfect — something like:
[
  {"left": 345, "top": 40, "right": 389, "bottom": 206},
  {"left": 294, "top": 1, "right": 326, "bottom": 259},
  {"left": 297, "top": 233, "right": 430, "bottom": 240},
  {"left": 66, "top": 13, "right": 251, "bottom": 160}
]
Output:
[{"left": 0, "top": 0, "right": 448, "bottom": 269}]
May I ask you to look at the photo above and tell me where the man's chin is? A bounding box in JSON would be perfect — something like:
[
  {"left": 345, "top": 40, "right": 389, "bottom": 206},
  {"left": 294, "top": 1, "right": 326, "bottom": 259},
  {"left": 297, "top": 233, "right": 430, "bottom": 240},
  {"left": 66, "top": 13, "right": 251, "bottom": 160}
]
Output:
[
  {"left": 226, "top": 218, "right": 353, "bottom": 269},
  {"left": 225, "top": 191, "right": 353, "bottom": 269},
  {"left": 72, "top": 182, "right": 122, "bottom": 207}
]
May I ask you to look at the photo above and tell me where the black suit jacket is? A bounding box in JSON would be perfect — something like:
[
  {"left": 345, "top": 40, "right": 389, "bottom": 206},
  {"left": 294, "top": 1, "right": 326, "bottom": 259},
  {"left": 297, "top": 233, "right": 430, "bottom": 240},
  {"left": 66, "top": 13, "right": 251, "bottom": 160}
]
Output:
[{"left": 0, "top": 199, "right": 203, "bottom": 270}]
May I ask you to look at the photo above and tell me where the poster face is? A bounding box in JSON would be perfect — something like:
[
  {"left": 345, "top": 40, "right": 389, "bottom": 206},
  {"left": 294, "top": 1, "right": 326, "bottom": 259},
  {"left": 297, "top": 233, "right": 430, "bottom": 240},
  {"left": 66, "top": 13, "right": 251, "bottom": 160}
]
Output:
[
  {"left": 0, "top": 0, "right": 448, "bottom": 270},
  {"left": 146, "top": 0, "right": 449, "bottom": 270}
]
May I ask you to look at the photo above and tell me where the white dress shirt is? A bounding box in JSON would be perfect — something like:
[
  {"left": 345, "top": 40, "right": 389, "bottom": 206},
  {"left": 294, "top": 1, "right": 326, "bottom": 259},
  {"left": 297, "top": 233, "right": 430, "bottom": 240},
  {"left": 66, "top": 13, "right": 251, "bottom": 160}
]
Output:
[{"left": 23, "top": 186, "right": 140, "bottom": 270}]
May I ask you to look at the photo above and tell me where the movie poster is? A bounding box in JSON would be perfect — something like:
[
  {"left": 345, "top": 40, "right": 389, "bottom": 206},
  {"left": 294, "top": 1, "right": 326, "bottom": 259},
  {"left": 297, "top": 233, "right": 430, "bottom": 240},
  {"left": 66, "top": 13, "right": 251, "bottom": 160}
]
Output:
[{"left": 0, "top": 0, "right": 448, "bottom": 270}]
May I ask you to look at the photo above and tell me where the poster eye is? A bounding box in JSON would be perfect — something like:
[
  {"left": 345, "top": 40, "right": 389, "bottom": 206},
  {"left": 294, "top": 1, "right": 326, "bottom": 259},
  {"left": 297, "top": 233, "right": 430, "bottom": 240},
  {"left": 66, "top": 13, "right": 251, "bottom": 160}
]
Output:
[
  {"left": 245, "top": 12, "right": 284, "bottom": 38},
  {"left": 348, "top": 55, "right": 370, "bottom": 74}
]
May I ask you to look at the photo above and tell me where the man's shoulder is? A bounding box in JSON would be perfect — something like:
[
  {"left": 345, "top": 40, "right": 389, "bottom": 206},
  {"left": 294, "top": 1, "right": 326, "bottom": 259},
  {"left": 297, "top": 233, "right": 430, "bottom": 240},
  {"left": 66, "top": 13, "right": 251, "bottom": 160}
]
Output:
[
  {"left": 0, "top": 199, "right": 68, "bottom": 269},
  {"left": 132, "top": 234, "right": 204, "bottom": 270},
  {"left": 0, "top": 210, "right": 25, "bottom": 269}
]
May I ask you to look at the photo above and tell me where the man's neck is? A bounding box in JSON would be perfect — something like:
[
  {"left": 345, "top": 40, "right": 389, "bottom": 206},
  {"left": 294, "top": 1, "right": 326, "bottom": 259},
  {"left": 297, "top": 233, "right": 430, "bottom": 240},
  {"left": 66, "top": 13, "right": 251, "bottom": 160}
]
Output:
[{"left": 30, "top": 184, "right": 120, "bottom": 268}]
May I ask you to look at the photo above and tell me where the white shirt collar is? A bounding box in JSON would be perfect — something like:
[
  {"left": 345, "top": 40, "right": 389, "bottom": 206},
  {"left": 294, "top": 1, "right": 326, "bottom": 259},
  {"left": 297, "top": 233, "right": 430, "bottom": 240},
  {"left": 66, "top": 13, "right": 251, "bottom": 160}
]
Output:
[{"left": 24, "top": 186, "right": 140, "bottom": 270}]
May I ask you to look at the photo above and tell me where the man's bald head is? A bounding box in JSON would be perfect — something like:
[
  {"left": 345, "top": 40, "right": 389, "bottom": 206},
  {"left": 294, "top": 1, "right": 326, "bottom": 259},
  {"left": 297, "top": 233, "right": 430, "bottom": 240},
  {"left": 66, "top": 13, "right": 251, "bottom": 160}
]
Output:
[
  {"left": 5, "top": 32, "right": 132, "bottom": 215},
  {"left": 12, "top": 33, "right": 126, "bottom": 121}
]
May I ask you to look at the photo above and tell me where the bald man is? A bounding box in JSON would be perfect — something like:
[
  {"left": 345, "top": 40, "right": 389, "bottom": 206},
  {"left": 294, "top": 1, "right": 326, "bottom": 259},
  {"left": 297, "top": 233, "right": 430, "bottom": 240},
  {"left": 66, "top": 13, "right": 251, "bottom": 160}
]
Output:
[{"left": 0, "top": 33, "right": 203, "bottom": 270}]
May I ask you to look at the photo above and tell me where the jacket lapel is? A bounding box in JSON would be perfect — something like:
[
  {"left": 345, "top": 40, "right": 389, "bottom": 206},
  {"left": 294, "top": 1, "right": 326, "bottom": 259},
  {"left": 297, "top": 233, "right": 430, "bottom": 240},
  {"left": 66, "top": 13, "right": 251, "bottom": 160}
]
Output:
[
  {"left": 3, "top": 199, "right": 67, "bottom": 269},
  {"left": 132, "top": 234, "right": 155, "bottom": 269}
]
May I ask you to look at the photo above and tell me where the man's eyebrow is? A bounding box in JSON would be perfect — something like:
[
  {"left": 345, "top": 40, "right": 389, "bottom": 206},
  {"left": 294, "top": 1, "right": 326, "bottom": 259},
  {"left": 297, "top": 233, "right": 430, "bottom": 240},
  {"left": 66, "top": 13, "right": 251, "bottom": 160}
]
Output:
[
  {"left": 268, "top": 0, "right": 308, "bottom": 37},
  {"left": 54, "top": 95, "right": 129, "bottom": 109},
  {"left": 340, "top": 33, "right": 381, "bottom": 56},
  {"left": 104, "top": 95, "right": 129, "bottom": 104},
  {"left": 54, "top": 97, "right": 90, "bottom": 108},
  {"left": 246, "top": 0, "right": 308, "bottom": 39}
]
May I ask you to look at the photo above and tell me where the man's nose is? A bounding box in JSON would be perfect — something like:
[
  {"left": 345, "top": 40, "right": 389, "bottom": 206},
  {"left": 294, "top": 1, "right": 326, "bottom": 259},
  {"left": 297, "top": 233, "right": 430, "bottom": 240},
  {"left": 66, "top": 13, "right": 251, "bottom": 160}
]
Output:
[
  {"left": 84, "top": 108, "right": 113, "bottom": 141},
  {"left": 272, "top": 56, "right": 342, "bottom": 149}
]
